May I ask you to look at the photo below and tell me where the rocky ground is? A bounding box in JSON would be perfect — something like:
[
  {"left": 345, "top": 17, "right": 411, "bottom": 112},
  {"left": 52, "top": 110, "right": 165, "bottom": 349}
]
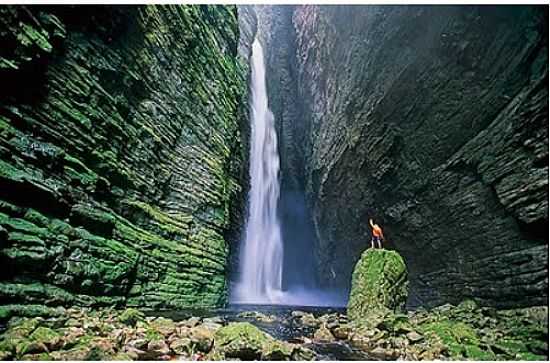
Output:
[{"left": 0, "top": 301, "right": 547, "bottom": 361}]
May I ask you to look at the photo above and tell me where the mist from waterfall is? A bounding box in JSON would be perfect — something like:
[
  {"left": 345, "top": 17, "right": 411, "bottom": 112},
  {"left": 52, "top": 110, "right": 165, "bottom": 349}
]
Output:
[{"left": 231, "top": 37, "right": 347, "bottom": 307}]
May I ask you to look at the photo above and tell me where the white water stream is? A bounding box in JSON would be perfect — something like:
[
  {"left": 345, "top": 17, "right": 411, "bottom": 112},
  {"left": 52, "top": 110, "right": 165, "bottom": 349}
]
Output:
[
  {"left": 231, "top": 38, "right": 347, "bottom": 307},
  {"left": 232, "top": 38, "right": 284, "bottom": 303}
]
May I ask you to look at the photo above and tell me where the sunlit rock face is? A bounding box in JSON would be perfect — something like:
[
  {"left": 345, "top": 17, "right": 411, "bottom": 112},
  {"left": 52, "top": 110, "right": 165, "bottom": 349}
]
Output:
[
  {"left": 258, "top": 5, "right": 548, "bottom": 308},
  {"left": 0, "top": 5, "right": 247, "bottom": 314}
]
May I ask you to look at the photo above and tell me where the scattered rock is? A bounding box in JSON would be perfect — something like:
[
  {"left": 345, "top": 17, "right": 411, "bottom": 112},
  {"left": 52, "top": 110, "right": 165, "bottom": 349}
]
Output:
[
  {"left": 261, "top": 340, "right": 293, "bottom": 360},
  {"left": 184, "top": 316, "right": 201, "bottom": 328},
  {"left": 170, "top": 338, "right": 192, "bottom": 355},
  {"left": 204, "top": 316, "right": 224, "bottom": 325},
  {"left": 150, "top": 317, "right": 176, "bottom": 336},
  {"left": 291, "top": 346, "right": 316, "bottom": 360},
  {"left": 406, "top": 331, "right": 424, "bottom": 343},
  {"left": 332, "top": 324, "right": 351, "bottom": 340},
  {"left": 143, "top": 339, "right": 170, "bottom": 359},
  {"left": 314, "top": 324, "right": 335, "bottom": 342},
  {"left": 189, "top": 325, "right": 214, "bottom": 352},
  {"left": 291, "top": 311, "right": 319, "bottom": 327}
]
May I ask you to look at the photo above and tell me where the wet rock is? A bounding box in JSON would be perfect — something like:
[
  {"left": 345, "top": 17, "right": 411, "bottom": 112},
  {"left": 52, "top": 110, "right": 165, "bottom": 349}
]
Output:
[
  {"left": 236, "top": 311, "right": 277, "bottom": 323},
  {"left": 204, "top": 316, "right": 225, "bottom": 325},
  {"left": 291, "top": 311, "right": 319, "bottom": 327}
]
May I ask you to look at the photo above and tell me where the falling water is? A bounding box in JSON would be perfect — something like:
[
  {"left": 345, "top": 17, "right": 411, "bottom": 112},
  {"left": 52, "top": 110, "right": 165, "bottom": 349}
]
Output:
[
  {"left": 231, "top": 38, "right": 347, "bottom": 307},
  {"left": 232, "top": 38, "right": 284, "bottom": 303}
]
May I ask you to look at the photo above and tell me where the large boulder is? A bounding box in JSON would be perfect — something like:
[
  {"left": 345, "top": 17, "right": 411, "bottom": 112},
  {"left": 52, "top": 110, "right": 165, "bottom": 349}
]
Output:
[
  {"left": 348, "top": 249, "right": 408, "bottom": 320},
  {"left": 209, "top": 322, "right": 294, "bottom": 360}
]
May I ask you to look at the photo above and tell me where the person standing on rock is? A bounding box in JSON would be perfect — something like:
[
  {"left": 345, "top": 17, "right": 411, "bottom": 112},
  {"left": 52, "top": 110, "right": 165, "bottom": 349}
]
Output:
[{"left": 369, "top": 219, "right": 385, "bottom": 249}]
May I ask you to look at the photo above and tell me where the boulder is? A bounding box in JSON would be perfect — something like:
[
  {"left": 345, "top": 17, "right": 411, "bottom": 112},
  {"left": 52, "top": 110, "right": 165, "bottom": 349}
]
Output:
[
  {"left": 313, "top": 324, "right": 335, "bottom": 342},
  {"left": 169, "top": 338, "right": 192, "bottom": 355},
  {"left": 347, "top": 249, "right": 408, "bottom": 321},
  {"left": 188, "top": 325, "right": 215, "bottom": 352},
  {"left": 261, "top": 340, "right": 293, "bottom": 360},
  {"left": 209, "top": 322, "right": 293, "bottom": 360},
  {"left": 210, "top": 322, "right": 268, "bottom": 360}
]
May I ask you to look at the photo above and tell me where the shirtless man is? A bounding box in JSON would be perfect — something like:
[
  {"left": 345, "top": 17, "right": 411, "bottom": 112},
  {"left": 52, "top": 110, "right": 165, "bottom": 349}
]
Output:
[{"left": 369, "top": 219, "right": 385, "bottom": 249}]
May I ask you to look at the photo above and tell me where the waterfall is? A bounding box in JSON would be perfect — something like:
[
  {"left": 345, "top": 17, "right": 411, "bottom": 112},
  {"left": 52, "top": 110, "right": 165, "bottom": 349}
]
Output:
[{"left": 232, "top": 38, "right": 284, "bottom": 303}]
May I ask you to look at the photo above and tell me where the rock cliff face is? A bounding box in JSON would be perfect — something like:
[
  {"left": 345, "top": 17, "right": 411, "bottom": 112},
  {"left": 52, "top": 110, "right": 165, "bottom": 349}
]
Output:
[
  {"left": 0, "top": 5, "right": 247, "bottom": 315},
  {"left": 257, "top": 5, "right": 548, "bottom": 308}
]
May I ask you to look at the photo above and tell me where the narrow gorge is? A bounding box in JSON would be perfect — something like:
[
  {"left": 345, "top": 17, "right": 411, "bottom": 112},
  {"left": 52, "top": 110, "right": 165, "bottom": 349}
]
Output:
[
  {"left": 0, "top": 4, "right": 547, "bottom": 362},
  {"left": 252, "top": 4, "right": 548, "bottom": 309}
]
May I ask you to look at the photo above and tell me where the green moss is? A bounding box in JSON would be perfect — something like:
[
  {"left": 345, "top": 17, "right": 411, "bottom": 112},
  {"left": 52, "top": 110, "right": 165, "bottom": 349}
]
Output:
[
  {"left": 348, "top": 249, "right": 408, "bottom": 321},
  {"left": 19, "top": 23, "right": 53, "bottom": 52},
  {"left": 0, "top": 4, "right": 246, "bottom": 311},
  {"left": 463, "top": 344, "right": 496, "bottom": 360},
  {"left": 211, "top": 322, "right": 272, "bottom": 360},
  {"left": 419, "top": 319, "right": 480, "bottom": 358},
  {"left": 0, "top": 304, "right": 62, "bottom": 322},
  {"left": 261, "top": 339, "right": 294, "bottom": 360},
  {"left": 118, "top": 308, "right": 145, "bottom": 327},
  {"left": 20, "top": 352, "right": 52, "bottom": 361},
  {"left": 23, "top": 209, "right": 50, "bottom": 227}
]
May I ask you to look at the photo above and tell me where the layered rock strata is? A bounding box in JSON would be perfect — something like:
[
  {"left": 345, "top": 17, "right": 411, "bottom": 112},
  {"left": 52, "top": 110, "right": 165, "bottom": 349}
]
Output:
[
  {"left": 256, "top": 5, "right": 548, "bottom": 308},
  {"left": 0, "top": 5, "right": 247, "bottom": 315}
]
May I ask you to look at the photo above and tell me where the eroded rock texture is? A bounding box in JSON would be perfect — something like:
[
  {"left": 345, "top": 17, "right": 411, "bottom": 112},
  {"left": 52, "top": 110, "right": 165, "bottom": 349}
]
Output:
[
  {"left": 0, "top": 5, "right": 247, "bottom": 315},
  {"left": 258, "top": 5, "right": 548, "bottom": 308}
]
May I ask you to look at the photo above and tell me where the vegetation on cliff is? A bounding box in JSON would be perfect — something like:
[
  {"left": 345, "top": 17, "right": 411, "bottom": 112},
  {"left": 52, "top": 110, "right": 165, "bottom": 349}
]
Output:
[{"left": 0, "top": 5, "right": 247, "bottom": 314}]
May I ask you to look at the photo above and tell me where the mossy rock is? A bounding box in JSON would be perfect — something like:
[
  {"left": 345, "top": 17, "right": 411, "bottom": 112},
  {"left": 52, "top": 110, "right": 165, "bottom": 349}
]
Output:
[
  {"left": 262, "top": 339, "right": 294, "bottom": 360},
  {"left": 210, "top": 322, "right": 293, "bottom": 360},
  {"left": 20, "top": 352, "right": 52, "bottom": 361},
  {"left": 419, "top": 318, "right": 486, "bottom": 359},
  {"left": 118, "top": 308, "right": 145, "bottom": 327},
  {"left": 347, "top": 249, "right": 408, "bottom": 321}
]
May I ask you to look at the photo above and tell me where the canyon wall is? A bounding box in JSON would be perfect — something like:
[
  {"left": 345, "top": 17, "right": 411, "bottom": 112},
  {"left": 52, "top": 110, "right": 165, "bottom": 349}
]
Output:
[
  {"left": 258, "top": 5, "right": 548, "bottom": 308},
  {"left": 0, "top": 5, "right": 247, "bottom": 318}
]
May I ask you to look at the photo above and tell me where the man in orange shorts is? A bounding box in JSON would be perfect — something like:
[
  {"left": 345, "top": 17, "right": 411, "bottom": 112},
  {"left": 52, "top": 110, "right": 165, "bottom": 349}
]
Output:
[{"left": 369, "top": 218, "right": 385, "bottom": 249}]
